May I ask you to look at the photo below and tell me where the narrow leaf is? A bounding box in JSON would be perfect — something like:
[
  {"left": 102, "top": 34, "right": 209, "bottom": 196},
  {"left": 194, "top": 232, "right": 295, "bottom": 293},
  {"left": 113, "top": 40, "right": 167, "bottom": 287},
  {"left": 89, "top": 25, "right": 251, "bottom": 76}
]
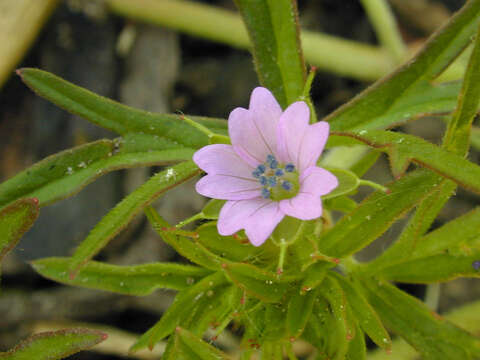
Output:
[
  {"left": 0, "top": 198, "right": 39, "bottom": 262},
  {"left": 326, "top": 0, "right": 480, "bottom": 131},
  {"left": 17, "top": 68, "right": 226, "bottom": 145},
  {"left": 336, "top": 130, "right": 480, "bottom": 193},
  {"left": 234, "top": 0, "right": 305, "bottom": 107},
  {"left": 130, "top": 272, "right": 227, "bottom": 353},
  {"left": 287, "top": 286, "right": 318, "bottom": 339},
  {"left": 31, "top": 257, "right": 211, "bottom": 295},
  {"left": 69, "top": 161, "right": 200, "bottom": 276},
  {"left": 175, "top": 327, "right": 232, "bottom": 360},
  {"left": 319, "top": 169, "right": 441, "bottom": 258},
  {"left": 0, "top": 329, "right": 107, "bottom": 360},
  {"left": 359, "top": 278, "right": 480, "bottom": 359}
]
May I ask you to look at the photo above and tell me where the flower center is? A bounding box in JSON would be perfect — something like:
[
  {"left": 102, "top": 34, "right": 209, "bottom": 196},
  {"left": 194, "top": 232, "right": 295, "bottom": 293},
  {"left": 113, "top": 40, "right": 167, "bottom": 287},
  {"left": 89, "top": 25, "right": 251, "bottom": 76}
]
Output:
[{"left": 252, "top": 154, "right": 299, "bottom": 201}]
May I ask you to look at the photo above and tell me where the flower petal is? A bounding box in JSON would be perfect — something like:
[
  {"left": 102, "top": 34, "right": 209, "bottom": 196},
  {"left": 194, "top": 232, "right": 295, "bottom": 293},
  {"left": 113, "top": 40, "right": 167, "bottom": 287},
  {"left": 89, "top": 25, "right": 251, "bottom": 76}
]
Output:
[
  {"left": 277, "top": 101, "right": 310, "bottom": 166},
  {"left": 196, "top": 174, "right": 261, "bottom": 200},
  {"left": 300, "top": 166, "right": 338, "bottom": 196},
  {"left": 193, "top": 144, "right": 254, "bottom": 177},
  {"left": 279, "top": 166, "right": 338, "bottom": 220},
  {"left": 279, "top": 194, "right": 322, "bottom": 220},
  {"left": 218, "top": 198, "right": 285, "bottom": 246},
  {"left": 229, "top": 87, "right": 282, "bottom": 167},
  {"left": 277, "top": 102, "right": 329, "bottom": 172}
]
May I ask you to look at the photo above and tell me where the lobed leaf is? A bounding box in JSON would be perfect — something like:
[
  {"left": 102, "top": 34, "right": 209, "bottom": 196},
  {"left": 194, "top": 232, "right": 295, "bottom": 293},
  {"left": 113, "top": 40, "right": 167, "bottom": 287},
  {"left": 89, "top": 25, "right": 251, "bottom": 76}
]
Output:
[
  {"left": 359, "top": 278, "right": 480, "bottom": 359},
  {"left": 234, "top": 0, "right": 305, "bottom": 108},
  {"left": 326, "top": 0, "right": 480, "bottom": 131},
  {"left": 0, "top": 328, "right": 106, "bottom": 360},
  {"left": 17, "top": 68, "right": 226, "bottom": 146},
  {"left": 0, "top": 198, "right": 39, "bottom": 263},
  {"left": 68, "top": 161, "right": 200, "bottom": 276},
  {"left": 31, "top": 257, "right": 211, "bottom": 295}
]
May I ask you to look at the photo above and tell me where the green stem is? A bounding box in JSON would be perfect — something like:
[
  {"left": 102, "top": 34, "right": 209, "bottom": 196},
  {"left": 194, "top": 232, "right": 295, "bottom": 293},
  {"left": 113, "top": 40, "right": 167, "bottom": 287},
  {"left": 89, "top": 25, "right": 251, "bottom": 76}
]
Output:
[
  {"left": 106, "top": 0, "right": 391, "bottom": 81},
  {"left": 302, "top": 67, "right": 318, "bottom": 124},
  {"left": 360, "top": 0, "right": 407, "bottom": 63},
  {"left": 424, "top": 283, "right": 441, "bottom": 311},
  {"left": 358, "top": 179, "right": 389, "bottom": 193},
  {"left": 180, "top": 114, "right": 231, "bottom": 144},
  {"left": 277, "top": 239, "right": 288, "bottom": 275},
  {"left": 175, "top": 213, "right": 203, "bottom": 228}
]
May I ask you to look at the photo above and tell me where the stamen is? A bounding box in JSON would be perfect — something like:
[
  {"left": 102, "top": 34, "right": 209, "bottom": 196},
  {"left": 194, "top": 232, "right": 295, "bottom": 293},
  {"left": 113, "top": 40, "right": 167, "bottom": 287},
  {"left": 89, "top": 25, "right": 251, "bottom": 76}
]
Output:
[
  {"left": 261, "top": 188, "right": 270, "bottom": 199},
  {"left": 274, "top": 169, "right": 284, "bottom": 176},
  {"left": 266, "top": 154, "right": 276, "bottom": 163},
  {"left": 252, "top": 169, "right": 261, "bottom": 178},
  {"left": 285, "top": 163, "right": 295, "bottom": 172},
  {"left": 259, "top": 176, "right": 267, "bottom": 186},
  {"left": 282, "top": 181, "right": 292, "bottom": 191},
  {"left": 269, "top": 159, "right": 278, "bottom": 169},
  {"left": 257, "top": 164, "right": 266, "bottom": 173},
  {"left": 268, "top": 177, "right": 277, "bottom": 186}
]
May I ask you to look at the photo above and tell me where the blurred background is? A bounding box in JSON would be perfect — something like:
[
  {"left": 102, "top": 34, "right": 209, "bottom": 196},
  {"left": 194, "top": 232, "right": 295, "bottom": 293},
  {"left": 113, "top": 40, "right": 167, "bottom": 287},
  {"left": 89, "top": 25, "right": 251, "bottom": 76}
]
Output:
[{"left": 0, "top": 0, "right": 477, "bottom": 358}]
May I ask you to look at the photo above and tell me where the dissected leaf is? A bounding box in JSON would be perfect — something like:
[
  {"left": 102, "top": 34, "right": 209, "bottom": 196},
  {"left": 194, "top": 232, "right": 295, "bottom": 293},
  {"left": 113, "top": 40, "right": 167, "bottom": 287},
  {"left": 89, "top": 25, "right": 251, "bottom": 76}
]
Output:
[
  {"left": 0, "top": 198, "right": 39, "bottom": 263},
  {"left": 234, "top": 0, "right": 305, "bottom": 107},
  {"left": 69, "top": 161, "right": 200, "bottom": 276},
  {"left": 31, "top": 257, "right": 211, "bottom": 295},
  {"left": 0, "top": 328, "right": 106, "bottom": 360},
  {"left": 174, "top": 327, "right": 232, "bottom": 360}
]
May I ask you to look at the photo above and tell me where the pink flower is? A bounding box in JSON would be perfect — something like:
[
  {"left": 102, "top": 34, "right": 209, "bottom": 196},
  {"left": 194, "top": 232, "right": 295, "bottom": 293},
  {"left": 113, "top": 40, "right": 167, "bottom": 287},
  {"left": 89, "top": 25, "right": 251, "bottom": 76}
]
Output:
[{"left": 193, "top": 87, "right": 338, "bottom": 246}]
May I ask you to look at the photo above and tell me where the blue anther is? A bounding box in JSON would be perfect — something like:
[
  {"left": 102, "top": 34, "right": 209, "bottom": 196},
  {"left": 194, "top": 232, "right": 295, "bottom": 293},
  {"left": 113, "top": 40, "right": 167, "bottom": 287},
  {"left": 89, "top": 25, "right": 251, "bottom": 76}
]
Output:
[
  {"left": 252, "top": 169, "right": 261, "bottom": 178},
  {"left": 285, "top": 163, "right": 295, "bottom": 172},
  {"left": 282, "top": 181, "right": 292, "bottom": 191},
  {"left": 266, "top": 154, "right": 276, "bottom": 163},
  {"left": 257, "top": 164, "right": 266, "bottom": 174},
  {"left": 269, "top": 159, "right": 278, "bottom": 169},
  {"left": 259, "top": 176, "right": 267, "bottom": 186},
  {"left": 261, "top": 188, "right": 270, "bottom": 199},
  {"left": 268, "top": 177, "right": 277, "bottom": 186},
  {"left": 473, "top": 260, "right": 480, "bottom": 271},
  {"left": 274, "top": 169, "right": 284, "bottom": 176}
]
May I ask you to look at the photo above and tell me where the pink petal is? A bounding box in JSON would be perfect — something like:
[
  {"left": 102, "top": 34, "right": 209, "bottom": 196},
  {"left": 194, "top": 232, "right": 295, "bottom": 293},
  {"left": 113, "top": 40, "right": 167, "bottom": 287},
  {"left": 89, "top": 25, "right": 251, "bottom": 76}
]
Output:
[
  {"left": 279, "top": 166, "right": 338, "bottom": 220},
  {"left": 193, "top": 144, "right": 254, "bottom": 177},
  {"left": 229, "top": 87, "right": 282, "bottom": 167},
  {"left": 279, "top": 194, "right": 322, "bottom": 220},
  {"left": 218, "top": 198, "right": 285, "bottom": 246},
  {"left": 300, "top": 166, "right": 338, "bottom": 196},
  {"left": 277, "top": 102, "right": 329, "bottom": 172},
  {"left": 196, "top": 175, "right": 261, "bottom": 200}
]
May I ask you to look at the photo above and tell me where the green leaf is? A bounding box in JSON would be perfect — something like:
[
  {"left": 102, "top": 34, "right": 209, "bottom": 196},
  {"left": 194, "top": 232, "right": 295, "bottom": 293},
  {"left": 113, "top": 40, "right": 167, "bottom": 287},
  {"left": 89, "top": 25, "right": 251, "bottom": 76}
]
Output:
[
  {"left": 234, "top": 0, "right": 305, "bottom": 107},
  {"left": 0, "top": 198, "right": 39, "bottom": 263},
  {"left": 145, "top": 208, "right": 225, "bottom": 271},
  {"left": 223, "top": 262, "right": 294, "bottom": 303},
  {"left": 287, "top": 286, "right": 318, "bottom": 339},
  {"left": 319, "top": 169, "right": 441, "bottom": 258},
  {"left": 330, "top": 273, "right": 391, "bottom": 351},
  {"left": 31, "top": 257, "right": 211, "bottom": 295},
  {"left": 324, "top": 195, "right": 357, "bottom": 213},
  {"left": 68, "top": 161, "right": 200, "bottom": 276},
  {"left": 346, "top": 322, "right": 366, "bottom": 360},
  {"left": 326, "top": 0, "right": 480, "bottom": 131},
  {"left": 174, "top": 327, "right": 232, "bottom": 360},
  {"left": 17, "top": 68, "right": 226, "bottom": 145},
  {"left": 359, "top": 278, "right": 480, "bottom": 359},
  {"left": 0, "top": 328, "right": 106, "bottom": 360},
  {"left": 130, "top": 272, "right": 227, "bottom": 353},
  {"left": 336, "top": 130, "right": 480, "bottom": 193},
  {"left": 0, "top": 140, "right": 112, "bottom": 207},
  {"left": 322, "top": 168, "right": 360, "bottom": 200},
  {"left": 374, "top": 207, "right": 480, "bottom": 283},
  {"left": 200, "top": 199, "right": 225, "bottom": 219},
  {"left": 443, "top": 23, "right": 480, "bottom": 154}
]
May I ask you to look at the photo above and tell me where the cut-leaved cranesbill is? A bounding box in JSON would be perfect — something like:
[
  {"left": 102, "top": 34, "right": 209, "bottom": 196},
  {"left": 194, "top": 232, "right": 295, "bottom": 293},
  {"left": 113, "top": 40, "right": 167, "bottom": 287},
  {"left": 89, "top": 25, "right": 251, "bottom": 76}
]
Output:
[{"left": 193, "top": 87, "right": 337, "bottom": 246}]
